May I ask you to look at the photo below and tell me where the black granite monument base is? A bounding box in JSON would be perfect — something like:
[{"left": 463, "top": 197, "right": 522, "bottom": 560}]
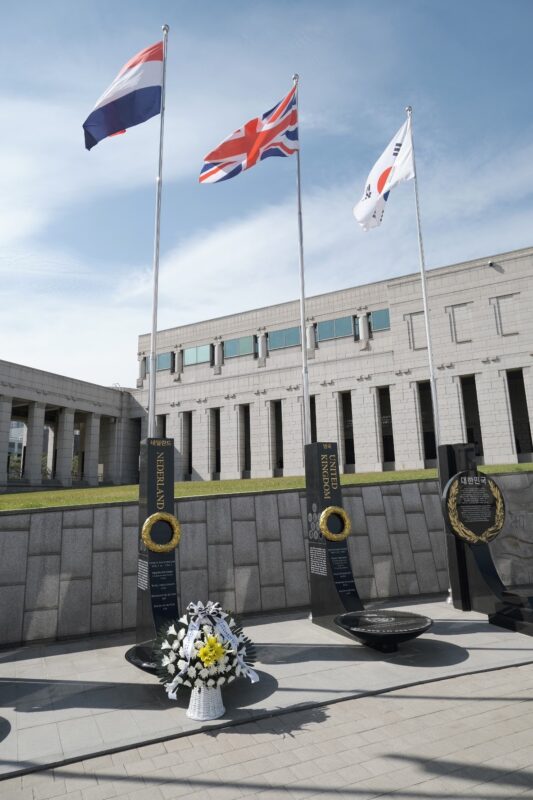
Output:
[{"left": 125, "top": 642, "right": 158, "bottom": 672}]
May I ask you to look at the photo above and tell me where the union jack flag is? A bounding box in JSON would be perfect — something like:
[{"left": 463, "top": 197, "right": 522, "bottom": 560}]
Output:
[{"left": 199, "top": 85, "right": 298, "bottom": 184}]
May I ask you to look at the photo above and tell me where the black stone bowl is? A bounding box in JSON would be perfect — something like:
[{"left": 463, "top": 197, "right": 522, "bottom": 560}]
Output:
[
  {"left": 334, "top": 609, "right": 433, "bottom": 653},
  {"left": 125, "top": 642, "right": 158, "bottom": 674}
]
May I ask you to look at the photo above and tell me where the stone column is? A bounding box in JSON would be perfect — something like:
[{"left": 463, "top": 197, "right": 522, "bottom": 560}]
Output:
[
  {"left": 220, "top": 402, "right": 240, "bottom": 480},
  {"left": 306, "top": 324, "right": 316, "bottom": 359},
  {"left": 437, "top": 374, "right": 466, "bottom": 445},
  {"left": 282, "top": 394, "right": 305, "bottom": 476},
  {"left": 257, "top": 332, "right": 267, "bottom": 367},
  {"left": 139, "top": 413, "right": 148, "bottom": 442},
  {"left": 389, "top": 381, "right": 425, "bottom": 470},
  {"left": 476, "top": 368, "right": 517, "bottom": 465},
  {"left": 249, "top": 397, "right": 273, "bottom": 477},
  {"left": 83, "top": 413, "right": 101, "bottom": 486},
  {"left": 314, "top": 390, "right": 340, "bottom": 444},
  {"left": 175, "top": 350, "right": 184, "bottom": 378},
  {"left": 44, "top": 424, "right": 54, "bottom": 477},
  {"left": 56, "top": 407, "right": 75, "bottom": 487},
  {"left": 138, "top": 356, "right": 147, "bottom": 382},
  {"left": 359, "top": 313, "right": 370, "bottom": 351},
  {"left": 522, "top": 367, "right": 533, "bottom": 444},
  {"left": 0, "top": 396, "right": 12, "bottom": 485},
  {"left": 350, "top": 386, "right": 382, "bottom": 472},
  {"left": 213, "top": 341, "right": 223, "bottom": 375},
  {"left": 191, "top": 407, "right": 210, "bottom": 480},
  {"left": 100, "top": 416, "right": 119, "bottom": 484},
  {"left": 24, "top": 402, "right": 46, "bottom": 485},
  {"left": 166, "top": 410, "right": 183, "bottom": 480},
  {"left": 335, "top": 392, "right": 348, "bottom": 467}
]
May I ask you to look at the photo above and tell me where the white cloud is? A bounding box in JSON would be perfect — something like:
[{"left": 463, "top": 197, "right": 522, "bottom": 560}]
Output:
[
  {"left": 2, "top": 3, "right": 533, "bottom": 389},
  {"left": 141, "top": 130, "right": 533, "bottom": 330},
  {"left": 4, "top": 120, "right": 533, "bottom": 389}
]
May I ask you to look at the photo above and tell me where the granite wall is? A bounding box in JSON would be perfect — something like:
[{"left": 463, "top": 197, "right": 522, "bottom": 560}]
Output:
[{"left": 0, "top": 473, "right": 530, "bottom": 647}]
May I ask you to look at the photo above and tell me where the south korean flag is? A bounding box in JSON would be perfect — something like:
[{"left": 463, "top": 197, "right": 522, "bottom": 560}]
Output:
[{"left": 353, "top": 117, "right": 415, "bottom": 231}]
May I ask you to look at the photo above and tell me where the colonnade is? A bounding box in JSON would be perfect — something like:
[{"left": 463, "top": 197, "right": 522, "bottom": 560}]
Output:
[
  {"left": 160, "top": 363, "right": 533, "bottom": 482},
  {"left": 0, "top": 395, "right": 113, "bottom": 487}
]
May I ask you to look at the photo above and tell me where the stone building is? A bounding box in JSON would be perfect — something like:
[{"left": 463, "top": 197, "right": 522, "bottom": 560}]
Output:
[
  {"left": 0, "top": 245, "right": 532, "bottom": 489},
  {"left": 0, "top": 361, "right": 142, "bottom": 488},
  {"left": 135, "top": 245, "right": 533, "bottom": 481}
]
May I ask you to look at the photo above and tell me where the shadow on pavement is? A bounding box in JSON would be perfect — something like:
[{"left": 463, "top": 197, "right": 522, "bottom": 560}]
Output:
[
  {"left": 257, "top": 637, "right": 470, "bottom": 668},
  {"left": 0, "top": 670, "right": 277, "bottom": 714},
  {"left": 0, "top": 718, "right": 10, "bottom": 744}
]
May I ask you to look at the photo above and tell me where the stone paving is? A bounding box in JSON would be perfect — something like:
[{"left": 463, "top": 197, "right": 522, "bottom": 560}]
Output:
[
  {"left": 3, "top": 662, "right": 533, "bottom": 799},
  {"left": 2, "top": 600, "right": 533, "bottom": 797}
]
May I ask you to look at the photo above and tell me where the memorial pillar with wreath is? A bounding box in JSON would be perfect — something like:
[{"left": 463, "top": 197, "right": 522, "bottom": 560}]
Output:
[
  {"left": 438, "top": 443, "right": 533, "bottom": 636},
  {"left": 126, "top": 438, "right": 181, "bottom": 671},
  {"left": 305, "top": 442, "right": 433, "bottom": 651},
  {"left": 305, "top": 442, "right": 363, "bottom": 629}
]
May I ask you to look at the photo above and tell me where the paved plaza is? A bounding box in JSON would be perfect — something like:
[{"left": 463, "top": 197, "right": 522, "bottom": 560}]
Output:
[{"left": 2, "top": 599, "right": 533, "bottom": 798}]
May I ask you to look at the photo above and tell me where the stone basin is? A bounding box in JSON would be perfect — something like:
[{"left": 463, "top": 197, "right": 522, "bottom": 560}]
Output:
[{"left": 334, "top": 609, "right": 433, "bottom": 653}]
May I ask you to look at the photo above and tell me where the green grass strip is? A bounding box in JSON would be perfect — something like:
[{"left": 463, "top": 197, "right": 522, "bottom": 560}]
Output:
[{"left": 0, "top": 462, "right": 531, "bottom": 512}]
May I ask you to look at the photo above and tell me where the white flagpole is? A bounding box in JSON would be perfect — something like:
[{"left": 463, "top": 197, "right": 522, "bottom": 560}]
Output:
[
  {"left": 148, "top": 24, "right": 169, "bottom": 440},
  {"left": 408, "top": 107, "right": 453, "bottom": 603},
  {"left": 406, "top": 106, "right": 440, "bottom": 451},
  {"left": 293, "top": 74, "right": 312, "bottom": 446}
]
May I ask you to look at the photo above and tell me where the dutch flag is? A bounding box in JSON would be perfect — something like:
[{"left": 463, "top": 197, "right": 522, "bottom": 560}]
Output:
[{"left": 83, "top": 41, "right": 163, "bottom": 151}]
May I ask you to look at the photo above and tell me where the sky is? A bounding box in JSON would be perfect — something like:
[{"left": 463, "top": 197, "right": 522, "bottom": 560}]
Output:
[{"left": 2, "top": 0, "right": 533, "bottom": 388}]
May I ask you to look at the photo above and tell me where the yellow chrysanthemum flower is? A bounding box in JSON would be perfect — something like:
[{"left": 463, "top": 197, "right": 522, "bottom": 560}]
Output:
[{"left": 198, "top": 635, "right": 226, "bottom": 667}]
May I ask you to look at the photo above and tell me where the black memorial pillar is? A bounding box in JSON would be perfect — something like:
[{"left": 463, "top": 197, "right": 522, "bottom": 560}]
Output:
[
  {"left": 306, "top": 442, "right": 433, "bottom": 651},
  {"left": 305, "top": 442, "right": 363, "bottom": 632},
  {"left": 438, "top": 443, "right": 476, "bottom": 610},
  {"left": 126, "top": 438, "right": 180, "bottom": 671}
]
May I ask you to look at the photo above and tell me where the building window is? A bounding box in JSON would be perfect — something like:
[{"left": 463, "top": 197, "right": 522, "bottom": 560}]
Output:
[
  {"left": 239, "top": 404, "right": 251, "bottom": 477},
  {"left": 417, "top": 381, "right": 436, "bottom": 461},
  {"left": 446, "top": 303, "right": 473, "bottom": 344},
  {"left": 490, "top": 293, "right": 520, "bottom": 336},
  {"left": 340, "top": 391, "right": 355, "bottom": 467},
  {"left": 460, "top": 375, "right": 484, "bottom": 457},
  {"left": 369, "top": 308, "right": 390, "bottom": 332},
  {"left": 405, "top": 311, "right": 427, "bottom": 350},
  {"left": 378, "top": 386, "right": 395, "bottom": 466},
  {"left": 156, "top": 352, "right": 174, "bottom": 371},
  {"left": 183, "top": 411, "right": 193, "bottom": 479},
  {"left": 316, "top": 316, "right": 354, "bottom": 342},
  {"left": 271, "top": 399, "right": 284, "bottom": 474},
  {"left": 183, "top": 344, "right": 212, "bottom": 366},
  {"left": 268, "top": 326, "right": 301, "bottom": 351},
  {"left": 506, "top": 369, "right": 533, "bottom": 456},
  {"left": 209, "top": 407, "right": 221, "bottom": 479},
  {"left": 224, "top": 335, "right": 256, "bottom": 358},
  {"left": 310, "top": 395, "right": 317, "bottom": 443}
]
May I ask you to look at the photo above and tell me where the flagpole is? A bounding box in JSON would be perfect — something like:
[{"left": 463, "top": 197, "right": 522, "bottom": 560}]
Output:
[
  {"left": 148, "top": 24, "right": 169, "bottom": 440},
  {"left": 406, "top": 106, "right": 440, "bottom": 452},
  {"left": 293, "top": 74, "right": 312, "bottom": 446}
]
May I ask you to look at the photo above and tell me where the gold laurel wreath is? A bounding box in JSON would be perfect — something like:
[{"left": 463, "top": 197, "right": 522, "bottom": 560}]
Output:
[
  {"left": 319, "top": 506, "right": 351, "bottom": 542},
  {"left": 446, "top": 478, "right": 505, "bottom": 544},
  {"left": 141, "top": 511, "right": 181, "bottom": 553}
]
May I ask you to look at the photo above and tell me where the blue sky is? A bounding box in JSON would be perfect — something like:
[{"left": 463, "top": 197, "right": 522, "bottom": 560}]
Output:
[{"left": 2, "top": 0, "right": 533, "bottom": 386}]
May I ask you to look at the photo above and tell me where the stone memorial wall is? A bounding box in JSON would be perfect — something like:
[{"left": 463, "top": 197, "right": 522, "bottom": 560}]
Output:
[{"left": 0, "top": 472, "right": 531, "bottom": 647}]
